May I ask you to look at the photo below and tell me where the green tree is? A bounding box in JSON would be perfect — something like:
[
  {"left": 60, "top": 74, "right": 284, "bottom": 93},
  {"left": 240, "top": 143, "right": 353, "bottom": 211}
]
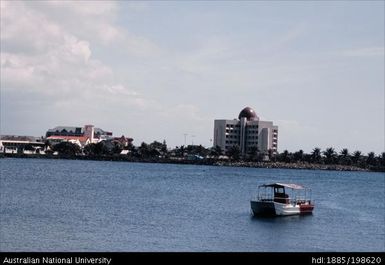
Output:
[
  {"left": 175, "top": 145, "right": 186, "bottom": 157},
  {"left": 352, "top": 150, "right": 362, "bottom": 165},
  {"left": 311, "top": 148, "right": 322, "bottom": 163},
  {"left": 210, "top": 145, "right": 223, "bottom": 157},
  {"left": 112, "top": 142, "right": 123, "bottom": 155},
  {"left": 184, "top": 145, "right": 209, "bottom": 157},
  {"left": 247, "top": 146, "right": 259, "bottom": 161},
  {"left": 93, "top": 141, "right": 111, "bottom": 155},
  {"left": 53, "top": 142, "right": 81, "bottom": 156},
  {"left": 293, "top": 150, "right": 304, "bottom": 162},
  {"left": 339, "top": 148, "right": 351, "bottom": 165},
  {"left": 267, "top": 149, "right": 276, "bottom": 162},
  {"left": 366, "top": 152, "right": 376, "bottom": 166},
  {"left": 149, "top": 141, "right": 163, "bottom": 150},
  {"left": 380, "top": 152, "right": 385, "bottom": 167},
  {"left": 323, "top": 147, "right": 337, "bottom": 164},
  {"left": 278, "top": 150, "right": 291, "bottom": 163},
  {"left": 161, "top": 140, "right": 168, "bottom": 154},
  {"left": 127, "top": 145, "right": 139, "bottom": 158},
  {"left": 226, "top": 145, "right": 241, "bottom": 160},
  {"left": 138, "top": 142, "right": 151, "bottom": 158},
  {"left": 84, "top": 143, "right": 97, "bottom": 155}
]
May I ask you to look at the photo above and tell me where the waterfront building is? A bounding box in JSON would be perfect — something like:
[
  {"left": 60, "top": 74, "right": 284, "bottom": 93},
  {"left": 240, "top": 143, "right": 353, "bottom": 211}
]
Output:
[
  {"left": 46, "top": 124, "right": 113, "bottom": 146},
  {"left": 0, "top": 135, "right": 45, "bottom": 153},
  {"left": 46, "top": 125, "right": 112, "bottom": 139},
  {"left": 111, "top": 135, "right": 134, "bottom": 147},
  {"left": 45, "top": 124, "right": 133, "bottom": 148},
  {"left": 213, "top": 107, "right": 278, "bottom": 156},
  {"left": 45, "top": 135, "right": 91, "bottom": 147}
]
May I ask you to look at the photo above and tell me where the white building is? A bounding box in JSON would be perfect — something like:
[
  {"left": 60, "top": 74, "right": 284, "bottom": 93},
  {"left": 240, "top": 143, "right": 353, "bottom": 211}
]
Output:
[
  {"left": 0, "top": 135, "right": 45, "bottom": 154},
  {"left": 213, "top": 107, "right": 278, "bottom": 156}
]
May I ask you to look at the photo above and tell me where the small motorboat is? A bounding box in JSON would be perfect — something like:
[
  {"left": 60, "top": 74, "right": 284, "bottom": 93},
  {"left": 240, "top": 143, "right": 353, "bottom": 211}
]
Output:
[{"left": 250, "top": 183, "right": 314, "bottom": 216}]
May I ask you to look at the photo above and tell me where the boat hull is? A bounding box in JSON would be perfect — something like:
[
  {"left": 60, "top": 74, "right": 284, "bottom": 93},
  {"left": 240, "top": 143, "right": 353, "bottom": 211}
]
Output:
[
  {"left": 250, "top": 200, "right": 314, "bottom": 216},
  {"left": 250, "top": 200, "right": 276, "bottom": 216}
]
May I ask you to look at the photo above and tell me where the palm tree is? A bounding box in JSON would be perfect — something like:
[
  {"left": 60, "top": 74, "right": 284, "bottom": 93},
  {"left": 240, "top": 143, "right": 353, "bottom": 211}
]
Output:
[
  {"left": 340, "top": 148, "right": 349, "bottom": 157},
  {"left": 161, "top": 140, "right": 168, "bottom": 154},
  {"left": 210, "top": 145, "right": 223, "bottom": 157},
  {"left": 278, "top": 150, "right": 291, "bottom": 163},
  {"left": 380, "top": 152, "right": 385, "bottom": 167},
  {"left": 267, "top": 149, "right": 276, "bottom": 162},
  {"left": 293, "top": 150, "right": 304, "bottom": 162},
  {"left": 352, "top": 150, "right": 362, "bottom": 165},
  {"left": 179, "top": 145, "right": 186, "bottom": 157},
  {"left": 339, "top": 148, "right": 351, "bottom": 165},
  {"left": 311, "top": 147, "right": 322, "bottom": 163},
  {"left": 323, "top": 147, "right": 337, "bottom": 164},
  {"left": 139, "top": 142, "right": 151, "bottom": 158},
  {"left": 366, "top": 152, "right": 376, "bottom": 166},
  {"left": 247, "top": 146, "right": 259, "bottom": 161},
  {"left": 226, "top": 145, "right": 241, "bottom": 160}
]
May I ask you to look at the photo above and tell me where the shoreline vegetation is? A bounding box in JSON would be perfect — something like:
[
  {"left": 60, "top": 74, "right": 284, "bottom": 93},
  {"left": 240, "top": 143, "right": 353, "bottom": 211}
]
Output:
[
  {"left": 1, "top": 140, "right": 384, "bottom": 172},
  {"left": 1, "top": 153, "right": 382, "bottom": 172}
]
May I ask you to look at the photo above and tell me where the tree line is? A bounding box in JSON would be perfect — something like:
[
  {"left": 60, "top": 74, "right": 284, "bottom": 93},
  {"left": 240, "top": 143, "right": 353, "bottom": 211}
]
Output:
[{"left": 45, "top": 140, "right": 385, "bottom": 171}]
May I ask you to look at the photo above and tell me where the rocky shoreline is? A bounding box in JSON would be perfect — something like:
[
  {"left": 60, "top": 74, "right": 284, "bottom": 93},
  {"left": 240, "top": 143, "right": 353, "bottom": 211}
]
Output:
[
  {"left": 212, "top": 160, "right": 368, "bottom": 171},
  {"left": 1, "top": 153, "right": 376, "bottom": 172}
]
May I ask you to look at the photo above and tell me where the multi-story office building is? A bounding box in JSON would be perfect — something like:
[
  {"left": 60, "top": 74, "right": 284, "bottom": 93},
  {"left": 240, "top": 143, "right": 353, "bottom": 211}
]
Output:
[{"left": 213, "top": 107, "right": 278, "bottom": 155}]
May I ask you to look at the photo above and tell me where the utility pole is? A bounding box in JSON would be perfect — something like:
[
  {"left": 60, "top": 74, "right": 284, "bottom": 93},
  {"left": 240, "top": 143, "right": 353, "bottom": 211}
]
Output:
[{"left": 184, "top": 133, "right": 188, "bottom": 146}]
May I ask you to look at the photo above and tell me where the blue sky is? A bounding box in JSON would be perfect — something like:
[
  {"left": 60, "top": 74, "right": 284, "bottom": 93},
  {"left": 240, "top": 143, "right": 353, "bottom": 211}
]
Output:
[{"left": 1, "top": 1, "right": 384, "bottom": 154}]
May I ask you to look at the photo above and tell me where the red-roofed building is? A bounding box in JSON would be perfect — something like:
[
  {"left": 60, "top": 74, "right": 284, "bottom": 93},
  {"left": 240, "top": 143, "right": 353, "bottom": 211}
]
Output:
[
  {"left": 46, "top": 124, "right": 112, "bottom": 143},
  {"left": 46, "top": 135, "right": 91, "bottom": 147}
]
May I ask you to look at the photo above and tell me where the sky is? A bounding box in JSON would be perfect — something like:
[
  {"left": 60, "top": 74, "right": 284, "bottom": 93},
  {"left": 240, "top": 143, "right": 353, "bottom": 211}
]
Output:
[{"left": 1, "top": 1, "right": 384, "bottom": 154}]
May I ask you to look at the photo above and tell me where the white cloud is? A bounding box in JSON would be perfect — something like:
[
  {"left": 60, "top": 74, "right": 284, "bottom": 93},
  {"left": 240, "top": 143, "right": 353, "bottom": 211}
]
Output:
[
  {"left": 1, "top": 1, "right": 62, "bottom": 54},
  {"left": 103, "top": 84, "right": 139, "bottom": 97},
  {"left": 47, "top": 0, "right": 118, "bottom": 16},
  {"left": 1, "top": 0, "right": 156, "bottom": 140},
  {"left": 341, "top": 47, "right": 384, "bottom": 57},
  {"left": 0, "top": 1, "right": 148, "bottom": 99},
  {"left": 41, "top": 1, "right": 158, "bottom": 56},
  {"left": 23, "top": 1, "right": 120, "bottom": 42}
]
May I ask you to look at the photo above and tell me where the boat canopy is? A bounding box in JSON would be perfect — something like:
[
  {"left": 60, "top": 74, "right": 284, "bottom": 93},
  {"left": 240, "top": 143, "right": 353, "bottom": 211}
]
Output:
[{"left": 259, "top": 183, "right": 305, "bottom": 190}]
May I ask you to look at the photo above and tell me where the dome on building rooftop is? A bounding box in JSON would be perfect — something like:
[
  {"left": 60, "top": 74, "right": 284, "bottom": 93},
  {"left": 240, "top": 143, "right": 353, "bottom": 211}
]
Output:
[{"left": 238, "top": 107, "right": 259, "bottom": 121}]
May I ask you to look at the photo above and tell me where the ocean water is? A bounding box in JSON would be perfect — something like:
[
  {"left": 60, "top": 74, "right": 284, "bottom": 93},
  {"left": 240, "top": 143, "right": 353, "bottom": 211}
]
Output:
[{"left": 0, "top": 158, "right": 384, "bottom": 252}]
